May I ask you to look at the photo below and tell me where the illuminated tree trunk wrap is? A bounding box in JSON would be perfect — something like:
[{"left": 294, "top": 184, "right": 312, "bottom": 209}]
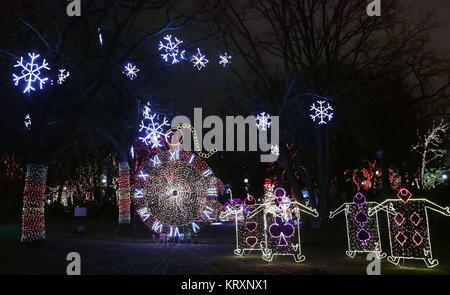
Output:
[
  {"left": 21, "top": 164, "right": 48, "bottom": 243},
  {"left": 118, "top": 161, "right": 131, "bottom": 224}
]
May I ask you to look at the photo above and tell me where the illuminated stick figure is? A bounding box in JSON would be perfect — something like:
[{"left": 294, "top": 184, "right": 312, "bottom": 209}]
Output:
[
  {"left": 330, "top": 192, "right": 386, "bottom": 259},
  {"left": 220, "top": 189, "right": 266, "bottom": 256},
  {"left": 249, "top": 187, "right": 319, "bottom": 262},
  {"left": 369, "top": 188, "right": 450, "bottom": 268}
]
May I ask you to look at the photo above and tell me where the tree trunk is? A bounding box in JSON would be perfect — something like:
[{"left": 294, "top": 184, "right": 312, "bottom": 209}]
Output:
[
  {"left": 316, "top": 126, "right": 330, "bottom": 226},
  {"left": 21, "top": 164, "right": 48, "bottom": 243},
  {"left": 117, "top": 161, "right": 131, "bottom": 224},
  {"left": 279, "top": 143, "right": 304, "bottom": 203}
]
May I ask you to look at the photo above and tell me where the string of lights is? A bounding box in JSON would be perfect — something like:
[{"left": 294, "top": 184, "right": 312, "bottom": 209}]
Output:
[{"left": 21, "top": 165, "right": 48, "bottom": 243}]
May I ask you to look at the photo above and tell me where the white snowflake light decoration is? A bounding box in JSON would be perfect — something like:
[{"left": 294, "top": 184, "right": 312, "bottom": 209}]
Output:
[
  {"left": 139, "top": 105, "right": 170, "bottom": 148},
  {"left": 122, "top": 63, "right": 139, "bottom": 80},
  {"left": 12, "top": 52, "right": 50, "bottom": 94},
  {"left": 158, "top": 35, "right": 185, "bottom": 64},
  {"left": 191, "top": 48, "right": 209, "bottom": 70},
  {"left": 57, "top": 69, "right": 70, "bottom": 85},
  {"left": 24, "top": 114, "right": 31, "bottom": 129},
  {"left": 256, "top": 112, "right": 271, "bottom": 131},
  {"left": 310, "top": 100, "right": 334, "bottom": 125},
  {"left": 219, "top": 53, "right": 232, "bottom": 67},
  {"left": 271, "top": 145, "right": 279, "bottom": 156}
]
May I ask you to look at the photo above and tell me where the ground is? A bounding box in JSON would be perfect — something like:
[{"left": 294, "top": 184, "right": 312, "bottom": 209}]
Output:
[{"left": 0, "top": 215, "right": 449, "bottom": 275}]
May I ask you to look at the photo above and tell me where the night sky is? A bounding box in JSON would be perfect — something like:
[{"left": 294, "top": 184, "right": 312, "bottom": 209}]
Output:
[{"left": 412, "top": 0, "right": 450, "bottom": 53}]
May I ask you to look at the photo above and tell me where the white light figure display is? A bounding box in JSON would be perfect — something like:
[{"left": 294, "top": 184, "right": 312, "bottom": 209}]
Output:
[
  {"left": 138, "top": 104, "right": 170, "bottom": 148},
  {"left": 12, "top": 52, "right": 50, "bottom": 93},
  {"left": 310, "top": 100, "right": 333, "bottom": 125},
  {"left": 219, "top": 53, "right": 232, "bottom": 67},
  {"left": 234, "top": 182, "right": 319, "bottom": 263},
  {"left": 190, "top": 48, "right": 209, "bottom": 70},
  {"left": 159, "top": 35, "right": 185, "bottom": 64},
  {"left": 259, "top": 186, "right": 318, "bottom": 262},
  {"left": 232, "top": 193, "right": 267, "bottom": 256},
  {"left": 369, "top": 188, "right": 450, "bottom": 268},
  {"left": 132, "top": 150, "right": 220, "bottom": 237},
  {"left": 256, "top": 112, "right": 271, "bottom": 131},
  {"left": 57, "top": 69, "right": 70, "bottom": 84},
  {"left": 122, "top": 63, "right": 139, "bottom": 80},
  {"left": 329, "top": 192, "right": 386, "bottom": 259}
]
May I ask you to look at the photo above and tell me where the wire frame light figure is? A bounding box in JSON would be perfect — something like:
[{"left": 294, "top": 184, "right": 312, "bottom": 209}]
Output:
[
  {"left": 369, "top": 188, "right": 450, "bottom": 268},
  {"left": 330, "top": 192, "right": 386, "bottom": 259}
]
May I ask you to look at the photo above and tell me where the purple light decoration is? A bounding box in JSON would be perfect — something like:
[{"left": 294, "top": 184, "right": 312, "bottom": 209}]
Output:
[
  {"left": 355, "top": 210, "right": 369, "bottom": 227},
  {"left": 269, "top": 217, "right": 295, "bottom": 247},
  {"left": 357, "top": 228, "right": 371, "bottom": 246},
  {"left": 353, "top": 192, "right": 366, "bottom": 208}
]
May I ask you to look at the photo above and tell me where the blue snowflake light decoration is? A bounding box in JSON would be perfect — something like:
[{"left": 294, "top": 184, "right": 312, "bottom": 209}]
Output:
[
  {"left": 191, "top": 48, "right": 209, "bottom": 70},
  {"left": 310, "top": 100, "right": 334, "bottom": 125},
  {"left": 138, "top": 104, "right": 170, "bottom": 148},
  {"left": 219, "top": 53, "right": 232, "bottom": 67},
  {"left": 57, "top": 69, "right": 70, "bottom": 85},
  {"left": 12, "top": 53, "right": 50, "bottom": 93},
  {"left": 158, "top": 35, "right": 185, "bottom": 64},
  {"left": 122, "top": 63, "right": 139, "bottom": 80},
  {"left": 256, "top": 112, "right": 271, "bottom": 131}
]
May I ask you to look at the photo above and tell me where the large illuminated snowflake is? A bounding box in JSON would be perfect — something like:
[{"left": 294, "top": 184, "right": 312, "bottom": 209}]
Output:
[
  {"left": 12, "top": 53, "right": 50, "bottom": 93},
  {"left": 122, "top": 63, "right": 139, "bottom": 80},
  {"left": 256, "top": 112, "right": 271, "bottom": 131},
  {"left": 219, "top": 53, "right": 232, "bottom": 67},
  {"left": 158, "top": 35, "right": 185, "bottom": 64},
  {"left": 310, "top": 100, "right": 334, "bottom": 125},
  {"left": 138, "top": 105, "right": 169, "bottom": 148},
  {"left": 57, "top": 69, "right": 70, "bottom": 85},
  {"left": 191, "top": 48, "right": 209, "bottom": 70}
]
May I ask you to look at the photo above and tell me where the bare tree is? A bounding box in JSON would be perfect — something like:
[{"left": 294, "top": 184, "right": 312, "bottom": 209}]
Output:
[
  {"left": 196, "top": 0, "right": 450, "bottom": 218},
  {"left": 412, "top": 119, "right": 449, "bottom": 189}
]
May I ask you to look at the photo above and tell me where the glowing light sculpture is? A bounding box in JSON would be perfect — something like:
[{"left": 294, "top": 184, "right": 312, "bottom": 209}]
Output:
[
  {"left": 310, "top": 100, "right": 333, "bottom": 125},
  {"left": 233, "top": 196, "right": 267, "bottom": 256},
  {"left": 21, "top": 165, "right": 48, "bottom": 242},
  {"left": 57, "top": 69, "right": 70, "bottom": 84},
  {"left": 132, "top": 150, "right": 219, "bottom": 236},
  {"left": 256, "top": 186, "right": 319, "bottom": 262},
  {"left": 158, "top": 35, "right": 185, "bottom": 64},
  {"left": 256, "top": 112, "right": 271, "bottom": 131},
  {"left": 329, "top": 192, "right": 386, "bottom": 259},
  {"left": 117, "top": 162, "right": 131, "bottom": 224},
  {"left": 12, "top": 53, "right": 50, "bottom": 93},
  {"left": 122, "top": 63, "right": 139, "bottom": 80},
  {"left": 138, "top": 105, "right": 169, "bottom": 148},
  {"left": 219, "top": 53, "right": 232, "bottom": 67},
  {"left": 369, "top": 188, "right": 450, "bottom": 268},
  {"left": 190, "top": 48, "right": 209, "bottom": 70}
]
